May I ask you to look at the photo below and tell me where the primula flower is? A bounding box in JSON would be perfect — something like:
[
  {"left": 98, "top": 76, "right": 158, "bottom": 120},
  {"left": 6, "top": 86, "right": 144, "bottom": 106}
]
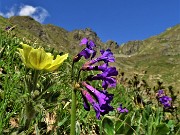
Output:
[
  {"left": 73, "top": 38, "right": 96, "bottom": 62},
  {"left": 85, "top": 49, "right": 115, "bottom": 66},
  {"left": 18, "top": 43, "right": 68, "bottom": 71},
  {"left": 159, "top": 96, "right": 172, "bottom": 108},
  {"left": 81, "top": 63, "right": 108, "bottom": 72},
  {"left": 80, "top": 82, "right": 114, "bottom": 119},
  {"left": 87, "top": 67, "right": 118, "bottom": 89},
  {"left": 157, "top": 89, "right": 165, "bottom": 97},
  {"left": 156, "top": 90, "right": 172, "bottom": 108},
  {"left": 81, "top": 90, "right": 103, "bottom": 119},
  {"left": 117, "top": 104, "right": 128, "bottom": 113},
  {"left": 82, "top": 82, "right": 114, "bottom": 107}
]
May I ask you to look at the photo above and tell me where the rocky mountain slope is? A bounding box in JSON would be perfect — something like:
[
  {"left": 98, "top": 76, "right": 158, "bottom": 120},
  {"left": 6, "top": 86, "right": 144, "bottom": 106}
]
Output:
[{"left": 0, "top": 15, "right": 180, "bottom": 93}]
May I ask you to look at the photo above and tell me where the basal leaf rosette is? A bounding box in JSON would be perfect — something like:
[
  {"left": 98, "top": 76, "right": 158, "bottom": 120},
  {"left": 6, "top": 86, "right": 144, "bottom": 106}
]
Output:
[{"left": 18, "top": 43, "right": 68, "bottom": 71}]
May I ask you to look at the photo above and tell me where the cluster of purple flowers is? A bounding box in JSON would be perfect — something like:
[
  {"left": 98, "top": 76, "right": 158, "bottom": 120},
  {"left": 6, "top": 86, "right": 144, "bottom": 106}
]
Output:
[
  {"left": 156, "top": 90, "right": 172, "bottom": 108},
  {"left": 74, "top": 38, "right": 119, "bottom": 119}
]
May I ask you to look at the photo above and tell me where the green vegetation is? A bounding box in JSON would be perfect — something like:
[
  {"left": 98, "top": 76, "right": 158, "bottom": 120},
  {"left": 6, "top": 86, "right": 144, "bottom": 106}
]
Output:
[
  {"left": 0, "top": 26, "right": 180, "bottom": 135},
  {"left": 0, "top": 15, "right": 180, "bottom": 134}
]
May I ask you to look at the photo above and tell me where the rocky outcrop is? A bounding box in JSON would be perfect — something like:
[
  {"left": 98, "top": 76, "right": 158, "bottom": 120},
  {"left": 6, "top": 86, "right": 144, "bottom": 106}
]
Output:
[{"left": 119, "top": 40, "right": 143, "bottom": 55}]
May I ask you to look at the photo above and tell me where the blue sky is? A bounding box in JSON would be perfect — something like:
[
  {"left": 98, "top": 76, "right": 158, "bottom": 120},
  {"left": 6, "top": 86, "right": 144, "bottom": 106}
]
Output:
[{"left": 0, "top": 0, "right": 179, "bottom": 45}]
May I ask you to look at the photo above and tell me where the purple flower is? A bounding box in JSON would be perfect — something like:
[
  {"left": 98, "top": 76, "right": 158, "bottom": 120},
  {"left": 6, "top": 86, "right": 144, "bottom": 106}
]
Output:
[
  {"left": 117, "top": 104, "right": 128, "bottom": 113},
  {"left": 159, "top": 96, "right": 172, "bottom": 108},
  {"left": 81, "top": 63, "right": 108, "bottom": 72},
  {"left": 87, "top": 67, "right": 118, "bottom": 89},
  {"left": 157, "top": 90, "right": 165, "bottom": 97},
  {"left": 5, "top": 26, "right": 11, "bottom": 30},
  {"left": 81, "top": 90, "right": 102, "bottom": 119},
  {"left": 80, "top": 49, "right": 115, "bottom": 72},
  {"left": 88, "top": 49, "right": 115, "bottom": 65},
  {"left": 81, "top": 82, "right": 114, "bottom": 119},
  {"left": 80, "top": 38, "right": 96, "bottom": 50},
  {"left": 82, "top": 82, "right": 114, "bottom": 106},
  {"left": 73, "top": 38, "right": 96, "bottom": 62},
  {"left": 80, "top": 38, "right": 88, "bottom": 46}
]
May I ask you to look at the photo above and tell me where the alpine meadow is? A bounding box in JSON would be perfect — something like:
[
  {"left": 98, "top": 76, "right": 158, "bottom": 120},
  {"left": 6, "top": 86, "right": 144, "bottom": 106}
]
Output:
[{"left": 0, "top": 16, "right": 180, "bottom": 135}]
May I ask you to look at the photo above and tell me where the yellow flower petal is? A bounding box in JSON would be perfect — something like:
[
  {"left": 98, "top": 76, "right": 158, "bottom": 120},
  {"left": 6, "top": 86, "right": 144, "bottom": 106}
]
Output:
[
  {"left": 21, "top": 43, "right": 33, "bottom": 62},
  {"left": 29, "top": 48, "right": 53, "bottom": 70},
  {"left": 17, "top": 45, "right": 34, "bottom": 68},
  {"left": 45, "top": 53, "right": 68, "bottom": 71}
]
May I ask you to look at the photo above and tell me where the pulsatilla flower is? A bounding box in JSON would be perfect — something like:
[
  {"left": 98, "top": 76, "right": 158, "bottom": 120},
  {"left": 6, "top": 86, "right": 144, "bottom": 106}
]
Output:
[
  {"left": 81, "top": 82, "right": 114, "bottom": 119},
  {"left": 18, "top": 43, "right": 68, "bottom": 71},
  {"left": 73, "top": 38, "right": 96, "bottom": 62},
  {"left": 117, "top": 104, "right": 128, "bottom": 113}
]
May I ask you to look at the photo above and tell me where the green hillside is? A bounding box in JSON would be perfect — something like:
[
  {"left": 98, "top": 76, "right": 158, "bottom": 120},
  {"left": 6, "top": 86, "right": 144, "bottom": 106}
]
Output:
[{"left": 0, "top": 15, "right": 180, "bottom": 93}]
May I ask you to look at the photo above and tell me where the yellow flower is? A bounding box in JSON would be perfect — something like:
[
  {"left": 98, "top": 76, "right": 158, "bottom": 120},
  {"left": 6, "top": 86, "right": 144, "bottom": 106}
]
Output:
[{"left": 18, "top": 43, "right": 68, "bottom": 71}]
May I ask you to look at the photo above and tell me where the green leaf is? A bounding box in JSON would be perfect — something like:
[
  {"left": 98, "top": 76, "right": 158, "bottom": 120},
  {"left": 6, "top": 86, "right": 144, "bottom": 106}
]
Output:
[
  {"left": 156, "top": 123, "right": 169, "bottom": 135},
  {"left": 58, "top": 116, "right": 68, "bottom": 127},
  {"left": 115, "top": 119, "right": 126, "bottom": 134},
  {"left": 102, "top": 117, "right": 115, "bottom": 135}
]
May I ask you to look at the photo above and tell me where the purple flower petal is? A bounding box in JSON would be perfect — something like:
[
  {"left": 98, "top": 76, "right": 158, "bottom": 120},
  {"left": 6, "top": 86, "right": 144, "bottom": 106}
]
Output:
[
  {"left": 159, "top": 96, "right": 172, "bottom": 108},
  {"left": 87, "top": 67, "right": 118, "bottom": 89},
  {"left": 82, "top": 82, "right": 114, "bottom": 115},
  {"left": 74, "top": 38, "right": 96, "bottom": 62},
  {"left": 117, "top": 104, "right": 128, "bottom": 113},
  {"left": 85, "top": 49, "right": 115, "bottom": 65},
  {"left": 157, "top": 90, "right": 164, "bottom": 97},
  {"left": 88, "top": 40, "right": 96, "bottom": 49},
  {"left": 100, "top": 67, "right": 118, "bottom": 77},
  {"left": 80, "top": 38, "right": 88, "bottom": 46},
  {"left": 79, "top": 49, "right": 91, "bottom": 59},
  {"left": 81, "top": 90, "right": 102, "bottom": 119},
  {"left": 99, "top": 49, "right": 115, "bottom": 63},
  {"left": 81, "top": 91, "right": 90, "bottom": 111}
]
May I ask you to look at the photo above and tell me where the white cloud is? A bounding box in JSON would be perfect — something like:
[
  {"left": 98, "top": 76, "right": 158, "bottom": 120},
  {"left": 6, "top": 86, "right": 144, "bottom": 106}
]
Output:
[
  {"left": 19, "top": 5, "right": 36, "bottom": 16},
  {"left": 0, "top": 4, "right": 49, "bottom": 23}
]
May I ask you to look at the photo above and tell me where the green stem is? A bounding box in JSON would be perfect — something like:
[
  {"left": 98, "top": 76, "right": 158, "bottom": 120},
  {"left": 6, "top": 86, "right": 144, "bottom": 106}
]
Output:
[
  {"left": 32, "top": 70, "right": 39, "bottom": 91},
  {"left": 77, "top": 70, "right": 82, "bottom": 82},
  {"left": 71, "top": 62, "right": 75, "bottom": 80},
  {"left": 70, "top": 88, "right": 77, "bottom": 135},
  {"left": 24, "top": 101, "right": 35, "bottom": 131}
]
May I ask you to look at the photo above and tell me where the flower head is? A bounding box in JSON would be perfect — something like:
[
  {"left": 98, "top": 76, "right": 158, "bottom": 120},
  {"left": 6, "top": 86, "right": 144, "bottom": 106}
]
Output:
[
  {"left": 86, "top": 49, "right": 115, "bottom": 65},
  {"left": 87, "top": 67, "right": 118, "bottom": 89},
  {"left": 157, "top": 89, "right": 165, "bottom": 97},
  {"left": 81, "top": 90, "right": 102, "bottom": 119},
  {"left": 156, "top": 90, "right": 172, "bottom": 108},
  {"left": 159, "top": 96, "right": 172, "bottom": 108},
  {"left": 81, "top": 82, "right": 114, "bottom": 119},
  {"left": 18, "top": 43, "right": 68, "bottom": 71},
  {"left": 73, "top": 38, "right": 96, "bottom": 62},
  {"left": 117, "top": 104, "right": 128, "bottom": 113}
]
